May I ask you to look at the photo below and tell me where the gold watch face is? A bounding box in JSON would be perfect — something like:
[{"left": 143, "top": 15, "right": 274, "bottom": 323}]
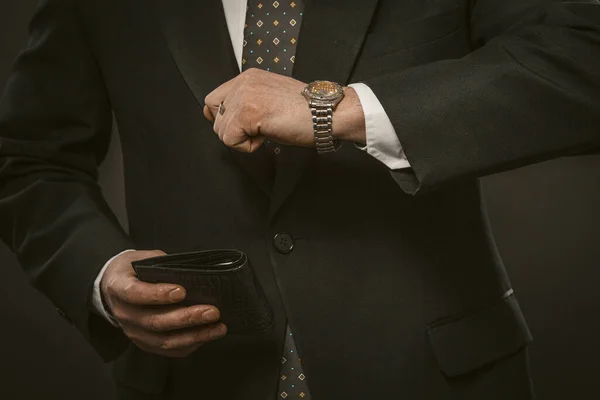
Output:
[{"left": 305, "top": 81, "right": 344, "bottom": 101}]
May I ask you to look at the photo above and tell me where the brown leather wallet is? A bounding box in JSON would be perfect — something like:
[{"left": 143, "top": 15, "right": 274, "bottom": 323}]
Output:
[{"left": 132, "top": 249, "right": 274, "bottom": 334}]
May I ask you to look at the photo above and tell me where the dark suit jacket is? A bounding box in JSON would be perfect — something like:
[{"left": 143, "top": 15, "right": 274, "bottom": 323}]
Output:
[{"left": 1, "top": 0, "right": 599, "bottom": 398}]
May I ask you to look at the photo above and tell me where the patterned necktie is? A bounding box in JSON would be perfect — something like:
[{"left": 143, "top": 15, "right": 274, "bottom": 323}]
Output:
[
  {"left": 242, "top": 0, "right": 304, "bottom": 159},
  {"left": 242, "top": 2, "right": 312, "bottom": 399}
]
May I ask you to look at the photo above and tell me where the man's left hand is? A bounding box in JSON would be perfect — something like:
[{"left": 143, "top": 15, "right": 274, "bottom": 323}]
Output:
[{"left": 204, "top": 68, "right": 366, "bottom": 152}]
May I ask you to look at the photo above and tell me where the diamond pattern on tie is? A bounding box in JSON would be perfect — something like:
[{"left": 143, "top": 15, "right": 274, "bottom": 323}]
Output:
[
  {"left": 244, "top": 7, "right": 309, "bottom": 392},
  {"left": 242, "top": 0, "right": 304, "bottom": 76},
  {"left": 278, "top": 325, "right": 311, "bottom": 399},
  {"left": 242, "top": 1, "right": 304, "bottom": 157}
]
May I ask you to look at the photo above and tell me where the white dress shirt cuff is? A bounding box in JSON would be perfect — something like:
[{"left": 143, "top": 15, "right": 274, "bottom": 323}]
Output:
[
  {"left": 348, "top": 83, "right": 411, "bottom": 170},
  {"left": 92, "top": 249, "right": 136, "bottom": 327}
]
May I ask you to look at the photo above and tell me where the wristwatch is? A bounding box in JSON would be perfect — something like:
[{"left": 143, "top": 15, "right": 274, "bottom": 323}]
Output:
[{"left": 302, "top": 80, "right": 345, "bottom": 154}]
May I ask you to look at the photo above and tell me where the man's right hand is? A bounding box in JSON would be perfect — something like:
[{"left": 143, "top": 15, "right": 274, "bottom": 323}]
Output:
[{"left": 100, "top": 250, "right": 227, "bottom": 358}]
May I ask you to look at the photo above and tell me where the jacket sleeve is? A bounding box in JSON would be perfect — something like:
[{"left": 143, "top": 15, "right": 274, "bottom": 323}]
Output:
[
  {"left": 0, "top": 0, "right": 134, "bottom": 361},
  {"left": 364, "top": 0, "right": 600, "bottom": 195}
]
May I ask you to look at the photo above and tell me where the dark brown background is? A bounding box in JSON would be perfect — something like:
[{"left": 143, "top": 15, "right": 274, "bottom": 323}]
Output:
[{"left": 1, "top": 1, "right": 599, "bottom": 398}]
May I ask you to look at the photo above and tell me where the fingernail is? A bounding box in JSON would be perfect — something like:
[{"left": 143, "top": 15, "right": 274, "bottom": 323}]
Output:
[
  {"left": 202, "top": 308, "right": 219, "bottom": 322},
  {"left": 210, "top": 324, "right": 227, "bottom": 339},
  {"left": 169, "top": 288, "right": 185, "bottom": 302}
]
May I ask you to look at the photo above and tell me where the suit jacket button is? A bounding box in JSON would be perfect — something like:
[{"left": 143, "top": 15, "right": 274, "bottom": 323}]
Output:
[
  {"left": 56, "top": 308, "right": 71, "bottom": 323},
  {"left": 273, "top": 233, "right": 294, "bottom": 254}
]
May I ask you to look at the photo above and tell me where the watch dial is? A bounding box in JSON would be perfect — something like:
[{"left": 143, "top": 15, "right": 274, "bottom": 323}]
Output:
[{"left": 308, "top": 81, "right": 342, "bottom": 100}]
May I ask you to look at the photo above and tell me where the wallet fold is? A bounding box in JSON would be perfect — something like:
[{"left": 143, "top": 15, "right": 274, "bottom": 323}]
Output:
[{"left": 132, "top": 249, "right": 275, "bottom": 334}]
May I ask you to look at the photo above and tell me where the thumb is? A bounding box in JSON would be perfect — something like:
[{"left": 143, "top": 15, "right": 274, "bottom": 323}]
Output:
[{"left": 122, "top": 249, "right": 168, "bottom": 274}]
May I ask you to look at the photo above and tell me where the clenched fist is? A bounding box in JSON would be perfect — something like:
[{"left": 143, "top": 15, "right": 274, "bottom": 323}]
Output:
[
  {"left": 203, "top": 68, "right": 365, "bottom": 152},
  {"left": 100, "top": 250, "right": 227, "bottom": 358}
]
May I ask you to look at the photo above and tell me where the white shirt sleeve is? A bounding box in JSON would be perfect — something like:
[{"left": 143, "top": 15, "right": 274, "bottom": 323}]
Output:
[
  {"left": 92, "top": 249, "right": 136, "bottom": 326},
  {"left": 348, "top": 83, "right": 411, "bottom": 170},
  {"left": 222, "top": 0, "right": 247, "bottom": 72}
]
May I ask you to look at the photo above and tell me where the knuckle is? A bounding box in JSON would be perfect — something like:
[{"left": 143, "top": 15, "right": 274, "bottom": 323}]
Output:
[
  {"left": 121, "top": 283, "right": 135, "bottom": 301},
  {"left": 222, "top": 134, "right": 237, "bottom": 147},
  {"left": 195, "top": 331, "right": 210, "bottom": 344},
  {"left": 243, "top": 102, "right": 260, "bottom": 119},
  {"left": 160, "top": 340, "right": 174, "bottom": 351},
  {"left": 104, "top": 280, "right": 118, "bottom": 297},
  {"left": 237, "top": 101, "right": 249, "bottom": 115},
  {"left": 148, "top": 314, "right": 162, "bottom": 332},
  {"left": 183, "top": 308, "right": 195, "bottom": 326},
  {"left": 242, "top": 112, "right": 260, "bottom": 132},
  {"left": 111, "top": 307, "right": 128, "bottom": 323},
  {"left": 147, "top": 288, "right": 160, "bottom": 304},
  {"left": 155, "top": 286, "right": 170, "bottom": 301}
]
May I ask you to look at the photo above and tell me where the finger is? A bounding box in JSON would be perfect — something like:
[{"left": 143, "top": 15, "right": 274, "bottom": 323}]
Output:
[
  {"left": 129, "top": 323, "right": 227, "bottom": 352},
  {"left": 120, "top": 250, "right": 168, "bottom": 272},
  {"left": 203, "top": 105, "right": 215, "bottom": 123},
  {"left": 217, "top": 119, "right": 257, "bottom": 153},
  {"left": 113, "top": 277, "right": 187, "bottom": 306},
  {"left": 247, "top": 135, "right": 268, "bottom": 152},
  {"left": 232, "top": 135, "right": 267, "bottom": 153},
  {"left": 212, "top": 107, "right": 229, "bottom": 141},
  {"left": 222, "top": 126, "right": 267, "bottom": 153},
  {"left": 204, "top": 76, "right": 240, "bottom": 118},
  {"left": 120, "top": 303, "right": 221, "bottom": 332}
]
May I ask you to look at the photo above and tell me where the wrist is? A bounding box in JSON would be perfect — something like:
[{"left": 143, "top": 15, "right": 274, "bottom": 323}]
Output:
[
  {"left": 92, "top": 249, "right": 135, "bottom": 326},
  {"left": 333, "top": 87, "right": 367, "bottom": 144}
]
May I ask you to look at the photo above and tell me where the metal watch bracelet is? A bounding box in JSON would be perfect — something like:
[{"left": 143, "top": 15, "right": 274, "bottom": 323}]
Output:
[{"left": 309, "top": 100, "right": 341, "bottom": 154}]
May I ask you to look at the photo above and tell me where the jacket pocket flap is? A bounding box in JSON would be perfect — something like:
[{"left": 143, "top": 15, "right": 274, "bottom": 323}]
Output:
[{"left": 427, "top": 293, "right": 532, "bottom": 378}]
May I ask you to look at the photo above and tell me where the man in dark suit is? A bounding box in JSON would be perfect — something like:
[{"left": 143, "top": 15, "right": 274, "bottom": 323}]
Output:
[{"left": 1, "top": 0, "right": 599, "bottom": 398}]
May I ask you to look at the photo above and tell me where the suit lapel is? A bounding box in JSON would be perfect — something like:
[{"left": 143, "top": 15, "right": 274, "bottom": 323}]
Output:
[
  {"left": 151, "top": 0, "right": 275, "bottom": 196},
  {"left": 151, "top": 0, "right": 238, "bottom": 106},
  {"left": 150, "top": 0, "right": 379, "bottom": 204},
  {"left": 269, "top": 0, "right": 380, "bottom": 219}
]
